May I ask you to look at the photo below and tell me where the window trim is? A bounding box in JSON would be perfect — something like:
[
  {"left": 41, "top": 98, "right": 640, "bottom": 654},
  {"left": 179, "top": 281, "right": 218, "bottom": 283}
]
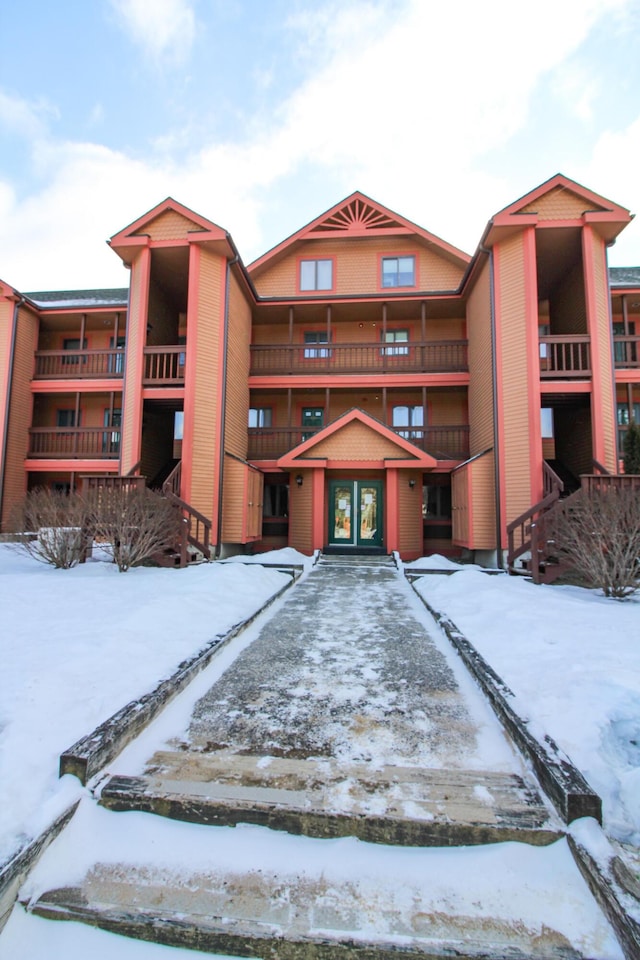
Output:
[
  {"left": 378, "top": 252, "right": 418, "bottom": 291},
  {"left": 296, "top": 256, "right": 336, "bottom": 294},
  {"left": 303, "top": 330, "right": 332, "bottom": 360}
]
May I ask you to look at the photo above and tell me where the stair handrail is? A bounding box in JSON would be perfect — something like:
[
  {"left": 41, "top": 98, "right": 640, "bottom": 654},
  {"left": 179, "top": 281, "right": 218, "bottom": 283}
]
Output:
[
  {"left": 160, "top": 461, "right": 211, "bottom": 559},
  {"left": 591, "top": 459, "right": 611, "bottom": 476},
  {"left": 543, "top": 461, "right": 564, "bottom": 498},
  {"left": 507, "top": 464, "right": 565, "bottom": 578}
]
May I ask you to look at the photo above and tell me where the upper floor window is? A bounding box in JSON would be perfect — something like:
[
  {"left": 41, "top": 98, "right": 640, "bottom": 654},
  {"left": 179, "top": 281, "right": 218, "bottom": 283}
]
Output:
[
  {"left": 62, "top": 337, "right": 88, "bottom": 365},
  {"left": 56, "top": 409, "right": 79, "bottom": 427},
  {"left": 300, "top": 259, "right": 333, "bottom": 292},
  {"left": 249, "top": 407, "right": 272, "bottom": 428},
  {"left": 381, "top": 255, "right": 415, "bottom": 288},
  {"left": 392, "top": 404, "right": 423, "bottom": 439},
  {"left": 304, "top": 331, "right": 331, "bottom": 358},
  {"left": 382, "top": 329, "right": 409, "bottom": 356}
]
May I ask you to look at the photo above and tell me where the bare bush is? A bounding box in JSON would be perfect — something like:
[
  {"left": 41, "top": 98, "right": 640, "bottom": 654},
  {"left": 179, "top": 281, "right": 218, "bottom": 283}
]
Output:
[
  {"left": 85, "top": 487, "right": 182, "bottom": 572},
  {"left": 10, "top": 488, "right": 88, "bottom": 568},
  {"left": 549, "top": 488, "right": 640, "bottom": 599}
]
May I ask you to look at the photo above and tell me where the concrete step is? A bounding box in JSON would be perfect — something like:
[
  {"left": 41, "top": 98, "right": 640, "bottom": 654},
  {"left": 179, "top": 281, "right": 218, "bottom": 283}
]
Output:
[
  {"left": 26, "top": 822, "right": 618, "bottom": 960},
  {"left": 99, "top": 751, "right": 560, "bottom": 847}
]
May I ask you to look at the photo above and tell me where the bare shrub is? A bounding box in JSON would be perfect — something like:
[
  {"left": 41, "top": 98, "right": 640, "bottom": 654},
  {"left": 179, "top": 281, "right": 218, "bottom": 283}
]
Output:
[
  {"left": 10, "top": 488, "right": 88, "bottom": 568},
  {"left": 549, "top": 488, "right": 640, "bottom": 599},
  {"left": 85, "top": 487, "right": 182, "bottom": 572}
]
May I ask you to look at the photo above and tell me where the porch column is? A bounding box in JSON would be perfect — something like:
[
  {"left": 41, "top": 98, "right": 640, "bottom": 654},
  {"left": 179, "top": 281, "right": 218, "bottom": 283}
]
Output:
[
  {"left": 74, "top": 392, "right": 81, "bottom": 457},
  {"left": 386, "top": 467, "right": 399, "bottom": 554},
  {"left": 422, "top": 386, "right": 427, "bottom": 451},
  {"left": 325, "top": 387, "right": 330, "bottom": 423},
  {"left": 312, "top": 467, "right": 325, "bottom": 552},
  {"left": 382, "top": 303, "right": 387, "bottom": 371},
  {"left": 583, "top": 224, "right": 616, "bottom": 469},
  {"left": 382, "top": 386, "right": 387, "bottom": 425},
  {"left": 113, "top": 312, "right": 119, "bottom": 344},
  {"left": 326, "top": 305, "right": 331, "bottom": 345},
  {"left": 79, "top": 313, "right": 86, "bottom": 350},
  {"left": 288, "top": 307, "right": 294, "bottom": 343}
]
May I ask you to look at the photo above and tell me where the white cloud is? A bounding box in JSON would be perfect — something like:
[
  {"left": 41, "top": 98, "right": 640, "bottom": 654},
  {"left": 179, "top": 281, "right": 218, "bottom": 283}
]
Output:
[
  {"left": 0, "top": 90, "right": 57, "bottom": 140},
  {"left": 1, "top": 0, "right": 639, "bottom": 290},
  {"left": 109, "top": 0, "right": 196, "bottom": 66}
]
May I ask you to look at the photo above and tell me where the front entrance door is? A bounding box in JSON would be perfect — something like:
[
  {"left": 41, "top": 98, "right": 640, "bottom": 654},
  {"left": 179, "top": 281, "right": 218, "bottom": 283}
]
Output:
[{"left": 328, "top": 480, "right": 383, "bottom": 549}]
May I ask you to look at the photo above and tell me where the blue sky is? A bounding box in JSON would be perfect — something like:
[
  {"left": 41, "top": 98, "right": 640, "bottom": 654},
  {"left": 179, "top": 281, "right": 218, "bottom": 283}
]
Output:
[{"left": 1, "top": 0, "right": 640, "bottom": 290}]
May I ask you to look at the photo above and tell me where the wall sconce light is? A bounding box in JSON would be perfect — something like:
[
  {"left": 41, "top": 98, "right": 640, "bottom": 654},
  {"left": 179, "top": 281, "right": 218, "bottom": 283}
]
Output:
[
  {"left": 296, "top": 474, "right": 304, "bottom": 487},
  {"left": 408, "top": 478, "right": 416, "bottom": 489}
]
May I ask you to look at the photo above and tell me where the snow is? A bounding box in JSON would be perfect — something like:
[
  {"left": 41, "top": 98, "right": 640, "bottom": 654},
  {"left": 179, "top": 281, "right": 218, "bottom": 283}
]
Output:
[
  {"left": 0, "top": 544, "right": 292, "bottom": 864},
  {"left": 0, "top": 546, "right": 637, "bottom": 958},
  {"left": 411, "top": 561, "right": 640, "bottom": 847}
]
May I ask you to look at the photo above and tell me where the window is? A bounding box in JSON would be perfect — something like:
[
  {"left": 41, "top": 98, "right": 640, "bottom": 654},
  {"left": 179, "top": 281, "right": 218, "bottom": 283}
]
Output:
[
  {"left": 613, "top": 322, "right": 637, "bottom": 365},
  {"left": 381, "top": 256, "right": 415, "bottom": 288},
  {"left": 109, "top": 336, "right": 126, "bottom": 374},
  {"left": 174, "top": 411, "right": 184, "bottom": 440},
  {"left": 249, "top": 407, "right": 272, "bottom": 428},
  {"left": 617, "top": 401, "right": 640, "bottom": 452},
  {"left": 56, "top": 409, "right": 78, "bottom": 427},
  {"left": 382, "top": 329, "right": 409, "bottom": 356},
  {"left": 62, "top": 337, "right": 88, "bottom": 365},
  {"left": 102, "top": 408, "right": 121, "bottom": 454},
  {"left": 540, "top": 408, "right": 554, "bottom": 439},
  {"left": 392, "top": 404, "right": 423, "bottom": 440},
  {"left": 300, "top": 259, "right": 333, "bottom": 291},
  {"left": 304, "top": 331, "right": 331, "bottom": 359}
]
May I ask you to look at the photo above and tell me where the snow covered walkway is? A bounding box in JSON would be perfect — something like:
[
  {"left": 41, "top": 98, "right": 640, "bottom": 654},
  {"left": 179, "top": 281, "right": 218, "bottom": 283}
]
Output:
[{"left": 2, "top": 555, "right": 626, "bottom": 958}]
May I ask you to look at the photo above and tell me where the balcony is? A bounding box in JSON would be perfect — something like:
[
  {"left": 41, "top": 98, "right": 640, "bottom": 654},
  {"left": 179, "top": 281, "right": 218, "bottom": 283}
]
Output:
[
  {"left": 249, "top": 340, "right": 468, "bottom": 376},
  {"left": 28, "top": 428, "right": 121, "bottom": 459},
  {"left": 34, "top": 349, "right": 124, "bottom": 379},
  {"left": 539, "top": 336, "right": 591, "bottom": 378},
  {"left": 143, "top": 346, "right": 185, "bottom": 384},
  {"left": 613, "top": 335, "right": 640, "bottom": 368},
  {"left": 248, "top": 425, "right": 469, "bottom": 461}
]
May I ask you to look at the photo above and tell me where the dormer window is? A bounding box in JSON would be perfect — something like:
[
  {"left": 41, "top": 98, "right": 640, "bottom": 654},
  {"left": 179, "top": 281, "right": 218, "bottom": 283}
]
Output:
[
  {"left": 299, "top": 258, "right": 333, "bottom": 292},
  {"left": 381, "top": 255, "right": 415, "bottom": 288}
]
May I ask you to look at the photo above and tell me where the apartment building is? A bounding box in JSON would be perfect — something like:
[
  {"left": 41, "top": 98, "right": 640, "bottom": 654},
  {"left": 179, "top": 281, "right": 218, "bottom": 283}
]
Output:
[{"left": 0, "top": 173, "right": 637, "bottom": 565}]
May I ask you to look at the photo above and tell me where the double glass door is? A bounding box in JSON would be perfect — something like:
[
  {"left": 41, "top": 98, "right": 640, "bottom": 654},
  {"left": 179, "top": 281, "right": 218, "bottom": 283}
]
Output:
[{"left": 328, "top": 480, "right": 383, "bottom": 548}]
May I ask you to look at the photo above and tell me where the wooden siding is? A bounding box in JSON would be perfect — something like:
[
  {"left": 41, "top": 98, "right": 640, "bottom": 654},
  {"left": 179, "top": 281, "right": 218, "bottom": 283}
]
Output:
[
  {"left": 121, "top": 250, "right": 147, "bottom": 473},
  {"left": 32, "top": 393, "right": 119, "bottom": 428},
  {"left": 221, "top": 455, "right": 244, "bottom": 541},
  {"left": 248, "top": 389, "right": 467, "bottom": 430},
  {"left": 495, "top": 234, "right": 532, "bottom": 527},
  {"left": 0, "top": 300, "right": 13, "bottom": 482},
  {"left": 251, "top": 316, "right": 465, "bottom": 346},
  {"left": 555, "top": 406, "right": 592, "bottom": 478},
  {"left": 588, "top": 231, "right": 617, "bottom": 471},
  {"left": 288, "top": 471, "right": 312, "bottom": 553},
  {"left": 252, "top": 236, "right": 465, "bottom": 297},
  {"left": 521, "top": 187, "right": 601, "bottom": 219},
  {"left": 2, "top": 305, "right": 38, "bottom": 527},
  {"left": 398, "top": 470, "right": 422, "bottom": 558},
  {"left": 306, "top": 420, "right": 414, "bottom": 460},
  {"left": 189, "top": 248, "right": 223, "bottom": 520},
  {"left": 225, "top": 272, "right": 252, "bottom": 459},
  {"left": 246, "top": 465, "right": 263, "bottom": 540},
  {"left": 136, "top": 210, "right": 200, "bottom": 241},
  {"left": 451, "top": 450, "right": 495, "bottom": 549},
  {"left": 466, "top": 258, "right": 494, "bottom": 453}
]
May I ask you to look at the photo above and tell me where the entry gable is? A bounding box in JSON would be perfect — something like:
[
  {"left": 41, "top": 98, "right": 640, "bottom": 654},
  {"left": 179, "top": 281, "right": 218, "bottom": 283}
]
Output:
[
  {"left": 109, "top": 197, "right": 230, "bottom": 262},
  {"left": 277, "top": 408, "right": 437, "bottom": 468}
]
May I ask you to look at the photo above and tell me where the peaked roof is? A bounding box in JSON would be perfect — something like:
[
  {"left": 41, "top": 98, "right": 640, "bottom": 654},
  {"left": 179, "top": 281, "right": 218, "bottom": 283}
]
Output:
[
  {"left": 277, "top": 408, "right": 438, "bottom": 469},
  {"left": 108, "top": 197, "right": 234, "bottom": 265},
  {"left": 249, "top": 191, "right": 470, "bottom": 274},
  {"left": 483, "top": 173, "right": 633, "bottom": 247}
]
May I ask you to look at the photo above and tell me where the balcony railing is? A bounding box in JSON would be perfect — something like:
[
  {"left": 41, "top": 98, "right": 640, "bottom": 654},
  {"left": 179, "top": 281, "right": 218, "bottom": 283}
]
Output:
[
  {"left": 34, "top": 349, "right": 124, "bottom": 379},
  {"left": 539, "top": 336, "right": 591, "bottom": 377},
  {"left": 613, "top": 335, "right": 640, "bottom": 368},
  {"left": 28, "top": 428, "right": 121, "bottom": 459},
  {"left": 248, "top": 425, "right": 469, "bottom": 460},
  {"left": 250, "top": 340, "right": 468, "bottom": 376},
  {"left": 143, "top": 346, "right": 185, "bottom": 384}
]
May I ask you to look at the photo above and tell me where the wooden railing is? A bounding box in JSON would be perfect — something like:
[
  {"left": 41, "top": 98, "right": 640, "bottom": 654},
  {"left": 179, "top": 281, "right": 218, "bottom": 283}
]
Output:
[
  {"left": 248, "top": 424, "right": 469, "bottom": 460},
  {"left": 162, "top": 461, "right": 211, "bottom": 561},
  {"left": 613, "top": 335, "right": 640, "bottom": 368},
  {"left": 143, "top": 346, "right": 185, "bottom": 384},
  {"left": 539, "top": 336, "right": 590, "bottom": 377},
  {"left": 580, "top": 474, "right": 640, "bottom": 494},
  {"left": 250, "top": 340, "right": 468, "bottom": 376},
  {"left": 34, "top": 349, "right": 124, "bottom": 379},
  {"left": 81, "top": 475, "right": 145, "bottom": 493},
  {"left": 507, "top": 462, "right": 564, "bottom": 577},
  {"left": 28, "top": 427, "right": 121, "bottom": 458}
]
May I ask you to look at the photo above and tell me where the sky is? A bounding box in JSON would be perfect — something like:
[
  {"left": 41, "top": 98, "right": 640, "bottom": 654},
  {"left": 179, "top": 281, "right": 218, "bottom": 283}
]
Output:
[{"left": 1, "top": 0, "right": 640, "bottom": 291}]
